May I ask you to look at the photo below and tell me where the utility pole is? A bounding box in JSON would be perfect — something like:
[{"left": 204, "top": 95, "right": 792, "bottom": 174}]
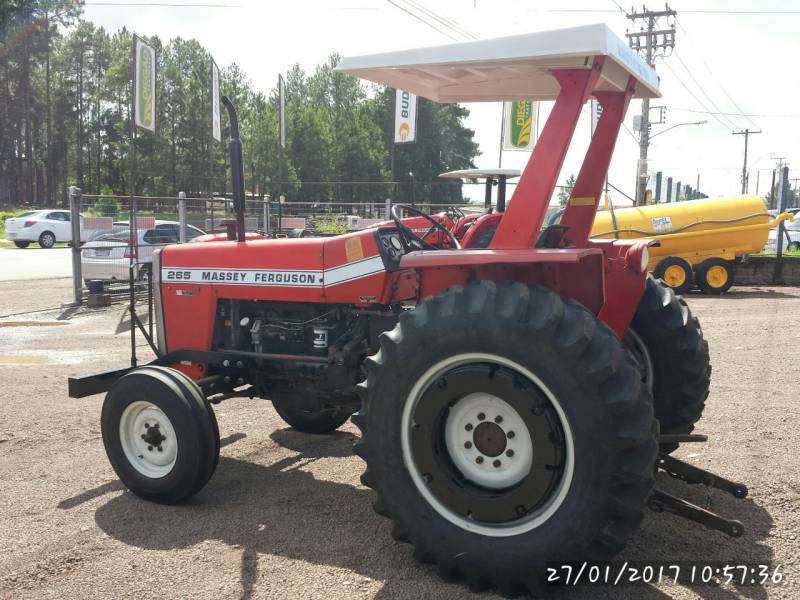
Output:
[
  {"left": 626, "top": 4, "right": 676, "bottom": 206},
  {"left": 732, "top": 129, "right": 761, "bottom": 193}
]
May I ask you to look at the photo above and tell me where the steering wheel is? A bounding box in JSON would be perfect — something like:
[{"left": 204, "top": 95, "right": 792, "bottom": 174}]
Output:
[{"left": 391, "top": 204, "right": 462, "bottom": 251}]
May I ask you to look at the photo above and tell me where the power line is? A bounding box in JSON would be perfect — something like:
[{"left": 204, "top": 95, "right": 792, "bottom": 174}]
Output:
[
  {"left": 404, "top": 0, "right": 478, "bottom": 40},
  {"left": 547, "top": 9, "right": 800, "bottom": 15},
  {"left": 671, "top": 50, "right": 740, "bottom": 130},
  {"left": 669, "top": 107, "right": 800, "bottom": 118},
  {"left": 384, "top": 0, "right": 460, "bottom": 41},
  {"left": 661, "top": 61, "right": 733, "bottom": 130},
  {"left": 674, "top": 18, "right": 759, "bottom": 130}
]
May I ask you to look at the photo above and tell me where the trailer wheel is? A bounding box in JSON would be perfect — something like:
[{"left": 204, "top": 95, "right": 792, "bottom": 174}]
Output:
[
  {"left": 13, "top": 241, "right": 30, "bottom": 249},
  {"left": 101, "top": 366, "right": 220, "bottom": 504},
  {"left": 354, "top": 281, "right": 657, "bottom": 595},
  {"left": 629, "top": 276, "right": 711, "bottom": 453},
  {"left": 653, "top": 256, "right": 693, "bottom": 295},
  {"left": 695, "top": 258, "right": 734, "bottom": 294},
  {"left": 272, "top": 398, "right": 352, "bottom": 434}
]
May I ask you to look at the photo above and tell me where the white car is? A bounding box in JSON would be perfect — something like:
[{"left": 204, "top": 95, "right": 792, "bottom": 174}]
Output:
[
  {"left": 4, "top": 209, "right": 84, "bottom": 248},
  {"left": 766, "top": 220, "right": 800, "bottom": 252},
  {"left": 81, "top": 220, "right": 204, "bottom": 283}
]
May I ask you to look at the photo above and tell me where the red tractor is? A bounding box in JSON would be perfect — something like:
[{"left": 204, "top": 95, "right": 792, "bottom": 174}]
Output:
[{"left": 69, "top": 25, "right": 747, "bottom": 594}]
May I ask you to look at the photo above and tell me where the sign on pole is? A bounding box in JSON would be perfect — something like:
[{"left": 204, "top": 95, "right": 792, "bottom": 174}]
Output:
[
  {"left": 502, "top": 101, "right": 537, "bottom": 151},
  {"left": 133, "top": 36, "right": 156, "bottom": 133},
  {"left": 278, "top": 74, "right": 286, "bottom": 149},
  {"left": 394, "top": 89, "right": 417, "bottom": 143},
  {"left": 211, "top": 58, "right": 221, "bottom": 142}
]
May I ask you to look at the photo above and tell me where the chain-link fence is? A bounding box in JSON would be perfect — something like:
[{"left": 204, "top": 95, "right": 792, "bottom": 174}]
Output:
[{"left": 68, "top": 188, "right": 270, "bottom": 304}]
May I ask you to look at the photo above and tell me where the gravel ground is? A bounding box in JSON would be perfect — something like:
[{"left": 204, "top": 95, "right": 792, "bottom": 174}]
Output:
[{"left": 0, "top": 280, "right": 798, "bottom": 599}]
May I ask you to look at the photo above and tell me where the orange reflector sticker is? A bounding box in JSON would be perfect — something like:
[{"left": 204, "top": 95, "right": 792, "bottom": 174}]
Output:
[
  {"left": 345, "top": 237, "right": 365, "bottom": 262},
  {"left": 569, "top": 197, "right": 596, "bottom": 206}
]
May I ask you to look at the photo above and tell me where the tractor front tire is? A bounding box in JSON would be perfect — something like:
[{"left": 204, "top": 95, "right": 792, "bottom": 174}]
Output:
[
  {"left": 629, "top": 276, "right": 711, "bottom": 452},
  {"left": 272, "top": 398, "right": 352, "bottom": 434},
  {"left": 354, "top": 281, "right": 657, "bottom": 595},
  {"left": 101, "top": 366, "right": 220, "bottom": 504}
]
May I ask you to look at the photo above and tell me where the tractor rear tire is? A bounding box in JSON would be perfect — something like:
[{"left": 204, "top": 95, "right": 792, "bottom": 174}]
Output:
[
  {"left": 272, "top": 399, "right": 352, "bottom": 434},
  {"left": 653, "top": 256, "right": 693, "bottom": 295},
  {"left": 354, "top": 281, "right": 657, "bottom": 595},
  {"left": 695, "top": 258, "right": 735, "bottom": 295},
  {"left": 629, "top": 275, "right": 711, "bottom": 452},
  {"left": 101, "top": 366, "right": 220, "bottom": 504}
]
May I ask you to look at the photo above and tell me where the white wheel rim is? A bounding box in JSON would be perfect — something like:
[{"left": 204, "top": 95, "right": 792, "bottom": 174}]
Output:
[
  {"left": 443, "top": 392, "right": 533, "bottom": 489},
  {"left": 119, "top": 401, "right": 178, "bottom": 478},
  {"left": 401, "top": 353, "right": 575, "bottom": 538}
]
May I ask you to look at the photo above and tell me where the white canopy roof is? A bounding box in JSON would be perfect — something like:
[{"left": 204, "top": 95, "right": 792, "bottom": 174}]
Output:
[
  {"left": 336, "top": 24, "right": 659, "bottom": 102},
  {"left": 439, "top": 169, "right": 521, "bottom": 180}
]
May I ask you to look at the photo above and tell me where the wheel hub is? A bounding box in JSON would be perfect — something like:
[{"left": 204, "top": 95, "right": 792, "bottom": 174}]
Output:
[
  {"left": 472, "top": 421, "right": 506, "bottom": 457},
  {"left": 119, "top": 401, "right": 177, "bottom": 478},
  {"left": 444, "top": 391, "right": 534, "bottom": 490}
]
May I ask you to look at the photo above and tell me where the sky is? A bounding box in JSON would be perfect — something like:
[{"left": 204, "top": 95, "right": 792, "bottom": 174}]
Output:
[{"left": 82, "top": 0, "right": 800, "bottom": 206}]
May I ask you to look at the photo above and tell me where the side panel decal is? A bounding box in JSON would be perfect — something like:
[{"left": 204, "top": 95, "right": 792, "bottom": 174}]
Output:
[{"left": 163, "top": 254, "right": 386, "bottom": 289}]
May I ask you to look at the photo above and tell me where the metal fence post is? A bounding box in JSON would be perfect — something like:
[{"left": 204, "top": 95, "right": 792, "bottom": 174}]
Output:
[
  {"left": 385, "top": 197, "right": 391, "bottom": 220},
  {"left": 69, "top": 186, "right": 83, "bottom": 305},
  {"left": 178, "top": 191, "right": 187, "bottom": 243},
  {"left": 263, "top": 196, "right": 270, "bottom": 236}
]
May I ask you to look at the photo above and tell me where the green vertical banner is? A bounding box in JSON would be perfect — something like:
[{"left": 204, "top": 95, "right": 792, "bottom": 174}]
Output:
[
  {"left": 502, "top": 100, "right": 536, "bottom": 151},
  {"left": 133, "top": 35, "right": 156, "bottom": 133}
]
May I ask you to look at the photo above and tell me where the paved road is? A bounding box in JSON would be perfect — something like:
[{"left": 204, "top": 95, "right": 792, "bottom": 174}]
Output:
[
  {"left": 0, "top": 283, "right": 798, "bottom": 599},
  {"left": 0, "top": 247, "right": 72, "bottom": 281}
]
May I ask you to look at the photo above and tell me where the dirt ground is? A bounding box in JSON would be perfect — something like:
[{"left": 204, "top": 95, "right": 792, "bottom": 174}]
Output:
[{"left": 0, "top": 278, "right": 798, "bottom": 600}]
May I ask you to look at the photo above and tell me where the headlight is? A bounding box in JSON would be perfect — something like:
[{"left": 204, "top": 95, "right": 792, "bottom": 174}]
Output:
[{"left": 640, "top": 247, "right": 649, "bottom": 272}]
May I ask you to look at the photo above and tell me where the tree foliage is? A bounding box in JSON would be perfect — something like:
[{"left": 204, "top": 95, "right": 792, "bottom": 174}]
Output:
[{"left": 0, "top": 12, "right": 479, "bottom": 207}]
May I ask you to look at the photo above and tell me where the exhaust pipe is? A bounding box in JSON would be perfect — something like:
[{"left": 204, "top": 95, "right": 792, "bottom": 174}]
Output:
[{"left": 221, "top": 96, "right": 246, "bottom": 243}]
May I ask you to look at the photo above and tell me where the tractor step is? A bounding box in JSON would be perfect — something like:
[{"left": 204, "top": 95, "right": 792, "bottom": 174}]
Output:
[
  {"left": 649, "top": 447, "right": 748, "bottom": 538},
  {"left": 648, "top": 489, "right": 744, "bottom": 538}
]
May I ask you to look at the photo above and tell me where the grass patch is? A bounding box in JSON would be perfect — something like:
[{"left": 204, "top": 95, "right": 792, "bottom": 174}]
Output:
[{"left": 314, "top": 218, "right": 348, "bottom": 234}]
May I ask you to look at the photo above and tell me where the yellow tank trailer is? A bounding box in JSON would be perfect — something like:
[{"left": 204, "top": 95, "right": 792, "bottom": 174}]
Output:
[{"left": 591, "top": 196, "right": 793, "bottom": 294}]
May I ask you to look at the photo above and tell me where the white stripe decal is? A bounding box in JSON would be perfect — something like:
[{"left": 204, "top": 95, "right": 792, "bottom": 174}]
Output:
[{"left": 162, "top": 255, "right": 385, "bottom": 289}]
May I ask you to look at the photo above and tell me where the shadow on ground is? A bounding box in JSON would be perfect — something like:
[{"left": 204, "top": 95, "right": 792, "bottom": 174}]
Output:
[{"left": 59, "top": 429, "right": 775, "bottom": 599}]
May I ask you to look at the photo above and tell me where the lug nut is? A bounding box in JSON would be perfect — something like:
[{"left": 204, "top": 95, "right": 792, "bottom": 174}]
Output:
[
  {"left": 475, "top": 456, "right": 484, "bottom": 464},
  {"left": 465, "top": 423, "right": 473, "bottom": 431},
  {"left": 222, "top": 360, "right": 230, "bottom": 368},
  {"left": 141, "top": 434, "right": 146, "bottom": 440},
  {"left": 507, "top": 431, "right": 515, "bottom": 439},
  {"left": 464, "top": 441, "right": 473, "bottom": 449},
  {"left": 477, "top": 412, "right": 485, "bottom": 421},
  {"left": 493, "top": 459, "right": 501, "bottom": 468},
  {"left": 144, "top": 423, "right": 150, "bottom": 429},
  {"left": 157, "top": 446, "right": 163, "bottom": 452},
  {"left": 153, "top": 423, "right": 159, "bottom": 429},
  {"left": 494, "top": 415, "right": 503, "bottom": 424},
  {"left": 236, "top": 361, "right": 244, "bottom": 369},
  {"left": 506, "top": 449, "right": 514, "bottom": 457},
  {"left": 147, "top": 445, "right": 153, "bottom": 451}
]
